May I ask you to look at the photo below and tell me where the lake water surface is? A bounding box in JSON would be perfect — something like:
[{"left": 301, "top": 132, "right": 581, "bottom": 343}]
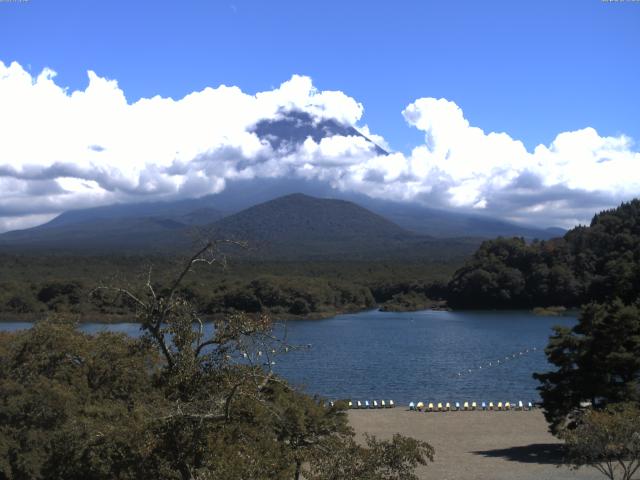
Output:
[{"left": 0, "top": 309, "right": 576, "bottom": 405}]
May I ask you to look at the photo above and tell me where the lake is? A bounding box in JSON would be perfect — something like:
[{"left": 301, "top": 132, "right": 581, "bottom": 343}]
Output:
[{"left": 0, "top": 309, "right": 576, "bottom": 405}]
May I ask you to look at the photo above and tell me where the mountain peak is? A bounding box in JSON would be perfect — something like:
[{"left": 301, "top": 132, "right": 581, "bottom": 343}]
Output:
[{"left": 252, "top": 110, "right": 388, "bottom": 155}]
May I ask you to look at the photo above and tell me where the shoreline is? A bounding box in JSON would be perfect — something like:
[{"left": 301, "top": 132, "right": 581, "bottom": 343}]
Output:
[
  {"left": 0, "top": 304, "right": 579, "bottom": 324},
  {"left": 0, "top": 308, "right": 372, "bottom": 324}
]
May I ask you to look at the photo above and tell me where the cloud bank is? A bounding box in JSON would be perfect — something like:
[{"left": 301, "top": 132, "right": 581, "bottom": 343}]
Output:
[{"left": 0, "top": 60, "right": 638, "bottom": 232}]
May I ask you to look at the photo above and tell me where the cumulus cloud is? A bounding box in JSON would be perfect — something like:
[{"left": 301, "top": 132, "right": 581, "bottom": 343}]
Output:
[
  {"left": 396, "top": 98, "right": 640, "bottom": 224},
  {"left": 0, "top": 60, "right": 638, "bottom": 232}
]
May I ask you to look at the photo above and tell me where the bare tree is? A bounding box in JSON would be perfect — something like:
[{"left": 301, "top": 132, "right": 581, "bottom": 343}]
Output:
[{"left": 92, "top": 240, "right": 299, "bottom": 479}]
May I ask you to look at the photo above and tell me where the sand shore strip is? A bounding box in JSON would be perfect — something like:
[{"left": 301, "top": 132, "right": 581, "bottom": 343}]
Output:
[{"left": 349, "top": 409, "right": 602, "bottom": 480}]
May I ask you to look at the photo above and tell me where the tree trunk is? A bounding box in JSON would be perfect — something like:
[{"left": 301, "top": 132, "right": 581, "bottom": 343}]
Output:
[
  {"left": 294, "top": 459, "right": 302, "bottom": 480},
  {"left": 179, "top": 462, "right": 194, "bottom": 480}
]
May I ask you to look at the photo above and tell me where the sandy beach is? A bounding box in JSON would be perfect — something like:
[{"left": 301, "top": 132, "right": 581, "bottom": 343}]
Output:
[{"left": 349, "top": 409, "right": 602, "bottom": 480}]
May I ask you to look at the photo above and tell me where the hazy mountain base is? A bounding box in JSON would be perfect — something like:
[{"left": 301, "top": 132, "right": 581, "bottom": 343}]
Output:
[{"left": 0, "top": 191, "right": 559, "bottom": 255}]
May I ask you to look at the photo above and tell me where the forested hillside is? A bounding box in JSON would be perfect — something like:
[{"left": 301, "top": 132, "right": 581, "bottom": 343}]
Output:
[
  {"left": 0, "top": 254, "right": 457, "bottom": 321},
  {"left": 447, "top": 199, "right": 640, "bottom": 309}
]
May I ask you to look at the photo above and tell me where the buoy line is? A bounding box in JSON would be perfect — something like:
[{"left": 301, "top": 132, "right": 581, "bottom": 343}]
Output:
[{"left": 451, "top": 346, "right": 540, "bottom": 379}]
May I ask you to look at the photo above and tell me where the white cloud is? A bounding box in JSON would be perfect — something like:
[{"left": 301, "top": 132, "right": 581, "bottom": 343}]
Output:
[
  {"left": 0, "top": 60, "right": 639, "bottom": 232},
  {"left": 396, "top": 98, "right": 640, "bottom": 223}
]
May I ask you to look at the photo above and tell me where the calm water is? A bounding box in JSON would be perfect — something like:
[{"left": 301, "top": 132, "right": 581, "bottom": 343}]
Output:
[{"left": 0, "top": 309, "right": 576, "bottom": 405}]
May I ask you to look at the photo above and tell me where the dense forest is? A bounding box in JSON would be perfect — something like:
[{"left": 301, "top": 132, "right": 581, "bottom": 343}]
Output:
[
  {"left": 448, "top": 199, "right": 640, "bottom": 309},
  {"left": 2, "top": 199, "right": 639, "bottom": 320},
  {"left": 0, "top": 255, "right": 456, "bottom": 321}
]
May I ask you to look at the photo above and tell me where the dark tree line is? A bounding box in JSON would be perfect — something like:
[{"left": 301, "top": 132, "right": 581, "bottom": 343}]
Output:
[
  {"left": 448, "top": 200, "right": 640, "bottom": 309},
  {"left": 515, "top": 201, "right": 640, "bottom": 480},
  {"left": 0, "top": 254, "right": 457, "bottom": 321}
]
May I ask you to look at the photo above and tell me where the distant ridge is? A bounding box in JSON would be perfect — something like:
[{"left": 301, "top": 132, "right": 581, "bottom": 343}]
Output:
[
  {"left": 207, "top": 193, "right": 418, "bottom": 259},
  {"left": 38, "top": 196, "right": 224, "bottom": 230},
  {"left": 0, "top": 193, "right": 480, "bottom": 260}
]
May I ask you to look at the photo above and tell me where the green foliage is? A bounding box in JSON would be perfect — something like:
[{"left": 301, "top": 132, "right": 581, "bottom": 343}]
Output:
[
  {"left": 561, "top": 403, "right": 640, "bottom": 480},
  {"left": 0, "top": 246, "right": 435, "bottom": 479},
  {"left": 448, "top": 199, "right": 640, "bottom": 309},
  {"left": 305, "top": 433, "right": 435, "bottom": 480},
  {"left": 265, "top": 383, "right": 353, "bottom": 480},
  {"left": 0, "top": 317, "right": 162, "bottom": 480},
  {"left": 0, "top": 254, "right": 460, "bottom": 320},
  {"left": 534, "top": 300, "right": 640, "bottom": 434}
]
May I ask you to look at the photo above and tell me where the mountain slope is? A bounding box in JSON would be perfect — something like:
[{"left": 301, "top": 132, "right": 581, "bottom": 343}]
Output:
[
  {"left": 0, "top": 217, "right": 189, "bottom": 252},
  {"left": 207, "top": 193, "right": 482, "bottom": 260},
  {"left": 206, "top": 193, "right": 416, "bottom": 259},
  {"left": 0, "top": 193, "right": 480, "bottom": 260},
  {"left": 193, "top": 177, "right": 564, "bottom": 240},
  {"left": 38, "top": 196, "right": 224, "bottom": 230},
  {"left": 211, "top": 193, "right": 408, "bottom": 241}
]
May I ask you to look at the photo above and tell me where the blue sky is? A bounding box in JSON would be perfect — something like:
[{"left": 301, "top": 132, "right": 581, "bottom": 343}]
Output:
[
  {"left": 0, "top": 0, "right": 639, "bottom": 231},
  {"left": 2, "top": 0, "right": 638, "bottom": 151}
]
